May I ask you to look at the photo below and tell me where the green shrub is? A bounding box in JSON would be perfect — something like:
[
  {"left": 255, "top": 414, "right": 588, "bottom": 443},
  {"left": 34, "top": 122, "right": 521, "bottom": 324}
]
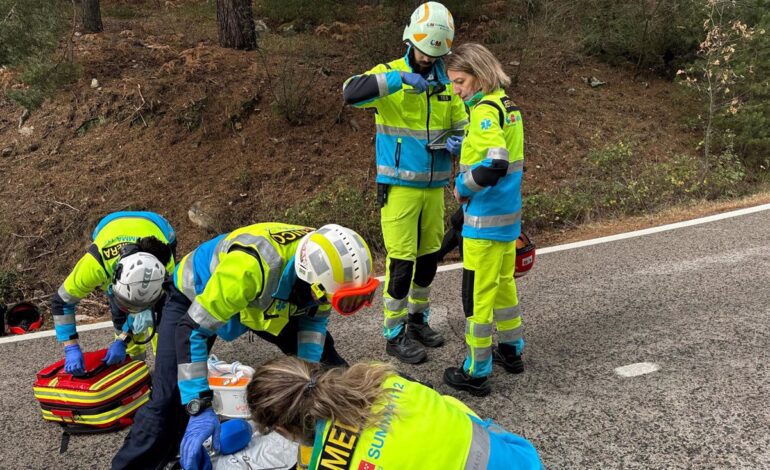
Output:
[
  {"left": 256, "top": 0, "right": 355, "bottom": 28},
  {"left": 0, "top": 270, "right": 20, "bottom": 303},
  {"left": 6, "top": 60, "right": 80, "bottom": 110},
  {"left": 354, "top": 21, "right": 404, "bottom": 65}
]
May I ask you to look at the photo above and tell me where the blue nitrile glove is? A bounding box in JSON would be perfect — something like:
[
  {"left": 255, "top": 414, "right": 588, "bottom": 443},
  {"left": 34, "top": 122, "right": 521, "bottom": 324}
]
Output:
[
  {"left": 219, "top": 419, "right": 253, "bottom": 455},
  {"left": 446, "top": 135, "right": 464, "bottom": 155},
  {"left": 128, "top": 309, "right": 153, "bottom": 334},
  {"left": 400, "top": 72, "right": 429, "bottom": 93},
  {"left": 64, "top": 344, "right": 85, "bottom": 375},
  {"left": 180, "top": 408, "right": 220, "bottom": 470},
  {"left": 103, "top": 338, "right": 127, "bottom": 365}
]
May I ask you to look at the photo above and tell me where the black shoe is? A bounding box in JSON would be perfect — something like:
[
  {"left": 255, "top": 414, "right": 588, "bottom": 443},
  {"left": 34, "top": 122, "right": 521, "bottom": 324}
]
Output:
[
  {"left": 406, "top": 321, "right": 445, "bottom": 347},
  {"left": 443, "top": 366, "right": 491, "bottom": 397},
  {"left": 493, "top": 345, "right": 524, "bottom": 374},
  {"left": 386, "top": 330, "right": 427, "bottom": 364}
]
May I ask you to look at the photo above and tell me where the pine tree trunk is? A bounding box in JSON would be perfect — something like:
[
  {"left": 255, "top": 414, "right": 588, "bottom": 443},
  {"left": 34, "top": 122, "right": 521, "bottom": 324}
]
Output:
[
  {"left": 216, "top": 0, "right": 256, "bottom": 51},
  {"left": 82, "top": 0, "right": 103, "bottom": 33}
]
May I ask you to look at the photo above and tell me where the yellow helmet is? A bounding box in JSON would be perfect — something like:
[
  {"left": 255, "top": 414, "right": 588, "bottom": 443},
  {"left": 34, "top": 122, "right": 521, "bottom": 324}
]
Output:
[{"left": 402, "top": 2, "right": 455, "bottom": 57}]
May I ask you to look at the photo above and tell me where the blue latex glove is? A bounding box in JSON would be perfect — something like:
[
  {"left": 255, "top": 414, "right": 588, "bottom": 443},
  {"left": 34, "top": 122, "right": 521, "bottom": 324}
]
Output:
[
  {"left": 446, "top": 135, "right": 464, "bottom": 155},
  {"left": 180, "top": 408, "right": 220, "bottom": 470},
  {"left": 64, "top": 344, "right": 85, "bottom": 375},
  {"left": 400, "top": 72, "right": 429, "bottom": 93},
  {"left": 103, "top": 338, "right": 127, "bottom": 365}
]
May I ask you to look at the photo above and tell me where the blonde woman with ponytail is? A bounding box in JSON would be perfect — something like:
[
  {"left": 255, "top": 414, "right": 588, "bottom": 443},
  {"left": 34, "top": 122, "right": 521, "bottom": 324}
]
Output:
[{"left": 247, "top": 356, "right": 541, "bottom": 470}]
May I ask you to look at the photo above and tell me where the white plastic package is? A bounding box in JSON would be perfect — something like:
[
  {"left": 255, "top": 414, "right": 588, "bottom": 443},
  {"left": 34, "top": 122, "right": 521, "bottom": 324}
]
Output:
[{"left": 211, "top": 427, "right": 298, "bottom": 470}]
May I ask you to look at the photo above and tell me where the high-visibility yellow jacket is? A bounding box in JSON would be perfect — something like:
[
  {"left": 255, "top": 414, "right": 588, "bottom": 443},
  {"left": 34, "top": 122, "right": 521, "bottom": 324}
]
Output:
[
  {"left": 51, "top": 211, "right": 176, "bottom": 342},
  {"left": 456, "top": 89, "right": 524, "bottom": 242},
  {"left": 309, "top": 374, "right": 541, "bottom": 470},
  {"left": 174, "top": 223, "right": 331, "bottom": 404},
  {"left": 343, "top": 48, "right": 468, "bottom": 188}
]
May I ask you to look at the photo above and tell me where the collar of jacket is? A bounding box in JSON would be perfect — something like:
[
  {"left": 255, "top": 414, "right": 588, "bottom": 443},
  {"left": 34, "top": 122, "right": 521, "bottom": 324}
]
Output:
[{"left": 403, "top": 46, "right": 450, "bottom": 86}]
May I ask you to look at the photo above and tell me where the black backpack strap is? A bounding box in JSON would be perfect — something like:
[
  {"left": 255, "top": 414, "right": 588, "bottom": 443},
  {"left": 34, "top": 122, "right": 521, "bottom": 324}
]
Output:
[{"left": 478, "top": 96, "right": 521, "bottom": 128}]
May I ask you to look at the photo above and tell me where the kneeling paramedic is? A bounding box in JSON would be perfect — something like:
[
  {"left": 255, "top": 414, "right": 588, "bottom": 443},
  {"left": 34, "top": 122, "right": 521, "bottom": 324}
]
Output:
[
  {"left": 51, "top": 211, "right": 176, "bottom": 375},
  {"left": 111, "top": 223, "right": 378, "bottom": 470},
  {"left": 342, "top": 2, "right": 468, "bottom": 364}
]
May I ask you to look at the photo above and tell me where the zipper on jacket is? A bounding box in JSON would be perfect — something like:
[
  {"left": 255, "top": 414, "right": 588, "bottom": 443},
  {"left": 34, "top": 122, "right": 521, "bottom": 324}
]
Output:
[{"left": 395, "top": 138, "right": 402, "bottom": 169}]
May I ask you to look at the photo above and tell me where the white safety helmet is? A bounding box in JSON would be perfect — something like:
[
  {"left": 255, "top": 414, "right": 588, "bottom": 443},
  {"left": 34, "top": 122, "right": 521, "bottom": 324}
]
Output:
[
  {"left": 112, "top": 252, "right": 166, "bottom": 313},
  {"left": 402, "top": 2, "right": 455, "bottom": 57},
  {"left": 295, "top": 225, "right": 378, "bottom": 315}
]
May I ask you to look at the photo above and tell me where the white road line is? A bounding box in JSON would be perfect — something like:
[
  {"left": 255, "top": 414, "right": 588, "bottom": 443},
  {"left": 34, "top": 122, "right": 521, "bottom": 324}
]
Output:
[
  {"left": 614, "top": 362, "right": 661, "bottom": 377},
  {"left": 3, "top": 202, "right": 770, "bottom": 345}
]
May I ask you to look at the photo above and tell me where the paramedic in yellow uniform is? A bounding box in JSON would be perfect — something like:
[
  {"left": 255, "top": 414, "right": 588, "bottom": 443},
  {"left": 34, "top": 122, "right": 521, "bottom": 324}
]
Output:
[
  {"left": 342, "top": 2, "right": 468, "bottom": 364},
  {"left": 247, "top": 356, "right": 542, "bottom": 470},
  {"left": 51, "top": 211, "right": 176, "bottom": 375},
  {"left": 442, "top": 43, "right": 527, "bottom": 397}
]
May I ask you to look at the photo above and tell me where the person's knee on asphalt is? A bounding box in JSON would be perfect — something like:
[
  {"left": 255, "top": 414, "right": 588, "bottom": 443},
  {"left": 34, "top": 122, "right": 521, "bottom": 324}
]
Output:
[{"left": 342, "top": 2, "right": 468, "bottom": 365}]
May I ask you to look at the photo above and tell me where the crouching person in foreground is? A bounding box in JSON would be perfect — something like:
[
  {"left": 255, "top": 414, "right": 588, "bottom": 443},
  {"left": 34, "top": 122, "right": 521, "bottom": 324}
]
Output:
[
  {"left": 246, "top": 356, "right": 543, "bottom": 470},
  {"left": 112, "top": 223, "right": 379, "bottom": 470}
]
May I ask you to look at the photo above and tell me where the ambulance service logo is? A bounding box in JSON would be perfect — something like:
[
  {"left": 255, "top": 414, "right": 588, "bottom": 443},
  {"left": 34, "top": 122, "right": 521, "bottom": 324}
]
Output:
[
  {"left": 480, "top": 118, "right": 492, "bottom": 130},
  {"left": 358, "top": 461, "right": 377, "bottom": 470}
]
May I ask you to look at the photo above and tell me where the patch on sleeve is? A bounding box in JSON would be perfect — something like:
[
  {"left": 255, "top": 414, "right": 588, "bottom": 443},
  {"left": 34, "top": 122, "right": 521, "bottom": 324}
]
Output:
[{"left": 480, "top": 118, "right": 492, "bottom": 130}]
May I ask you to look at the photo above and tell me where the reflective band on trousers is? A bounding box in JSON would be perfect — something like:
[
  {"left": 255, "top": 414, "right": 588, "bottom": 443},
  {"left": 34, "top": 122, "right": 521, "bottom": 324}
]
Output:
[
  {"left": 378, "top": 165, "right": 452, "bottom": 182},
  {"left": 408, "top": 301, "right": 430, "bottom": 313},
  {"left": 464, "top": 211, "right": 521, "bottom": 229},
  {"left": 464, "top": 419, "right": 491, "bottom": 470},
  {"left": 493, "top": 305, "right": 521, "bottom": 322},
  {"left": 498, "top": 327, "right": 524, "bottom": 343},
  {"left": 384, "top": 296, "right": 408, "bottom": 312},
  {"left": 178, "top": 361, "right": 208, "bottom": 381},
  {"left": 409, "top": 285, "right": 431, "bottom": 299},
  {"left": 188, "top": 300, "right": 225, "bottom": 331},
  {"left": 298, "top": 330, "right": 325, "bottom": 346},
  {"left": 385, "top": 314, "right": 408, "bottom": 328},
  {"left": 460, "top": 159, "right": 523, "bottom": 173},
  {"left": 466, "top": 321, "right": 495, "bottom": 338},
  {"left": 57, "top": 285, "right": 81, "bottom": 304},
  {"left": 54, "top": 314, "right": 76, "bottom": 326}
]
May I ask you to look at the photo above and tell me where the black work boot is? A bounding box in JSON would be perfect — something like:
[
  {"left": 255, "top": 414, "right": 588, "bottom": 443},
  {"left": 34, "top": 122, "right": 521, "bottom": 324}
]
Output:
[
  {"left": 386, "top": 329, "right": 427, "bottom": 364},
  {"left": 443, "top": 366, "right": 491, "bottom": 397},
  {"left": 406, "top": 313, "right": 445, "bottom": 347},
  {"left": 493, "top": 344, "right": 524, "bottom": 374}
]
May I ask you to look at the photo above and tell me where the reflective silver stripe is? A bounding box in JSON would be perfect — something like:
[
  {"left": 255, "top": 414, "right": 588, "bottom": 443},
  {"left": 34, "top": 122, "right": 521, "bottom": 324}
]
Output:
[
  {"left": 377, "top": 166, "right": 452, "bottom": 182},
  {"left": 473, "top": 345, "right": 492, "bottom": 362},
  {"left": 466, "top": 321, "right": 495, "bottom": 338},
  {"left": 375, "top": 73, "right": 389, "bottom": 97},
  {"left": 57, "top": 285, "right": 80, "bottom": 304},
  {"left": 408, "top": 301, "right": 429, "bottom": 314},
  {"left": 53, "top": 314, "right": 76, "bottom": 326},
  {"left": 409, "top": 285, "right": 431, "bottom": 299},
  {"left": 250, "top": 236, "right": 283, "bottom": 310},
  {"left": 464, "top": 419, "right": 491, "bottom": 470},
  {"left": 188, "top": 300, "right": 225, "bottom": 331},
  {"left": 465, "top": 211, "right": 521, "bottom": 229},
  {"left": 462, "top": 171, "right": 484, "bottom": 193},
  {"left": 498, "top": 327, "right": 523, "bottom": 343},
  {"left": 178, "top": 362, "right": 208, "bottom": 381},
  {"left": 298, "top": 330, "right": 326, "bottom": 346},
  {"left": 486, "top": 147, "right": 509, "bottom": 160},
  {"left": 384, "top": 296, "right": 408, "bottom": 312},
  {"left": 508, "top": 159, "right": 524, "bottom": 173},
  {"left": 384, "top": 314, "right": 407, "bottom": 328},
  {"left": 493, "top": 305, "right": 521, "bottom": 322},
  {"left": 181, "top": 255, "right": 197, "bottom": 301},
  {"left": 375, "top": 124, "right": 429, "bottom": 140},
  {"left": 452, "top": 119, "right": 469, "bottom": 130}
]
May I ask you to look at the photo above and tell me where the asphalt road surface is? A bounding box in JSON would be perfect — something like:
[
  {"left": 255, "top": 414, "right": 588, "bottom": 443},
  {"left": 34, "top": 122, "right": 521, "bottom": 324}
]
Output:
[{"left": 2, "top": 207, "right": 769, "bottom": 469}]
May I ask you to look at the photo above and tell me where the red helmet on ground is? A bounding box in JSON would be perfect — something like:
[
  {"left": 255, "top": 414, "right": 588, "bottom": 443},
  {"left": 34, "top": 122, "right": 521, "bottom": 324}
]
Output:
[
  {"left": 6, "top": 302, "right": 43, "bottom": 335},
  {"left": 515, "top": 232, "right": 536, "bottom": 278}
]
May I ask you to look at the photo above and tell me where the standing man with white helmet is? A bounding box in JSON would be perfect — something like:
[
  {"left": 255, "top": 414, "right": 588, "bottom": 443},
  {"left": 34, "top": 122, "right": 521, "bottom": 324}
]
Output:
[
  {"left": 51, "top": 211, "right": 176, "bottom": 374},
  {"left": 112, "top": 222, "right": 379, "bottom": 470},
  {"left": 342, "top": 1, "right": 468, "bottom": 364}
]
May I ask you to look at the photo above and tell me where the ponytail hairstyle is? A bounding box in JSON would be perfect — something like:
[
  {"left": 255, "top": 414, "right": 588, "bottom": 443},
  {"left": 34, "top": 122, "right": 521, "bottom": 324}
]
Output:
[
  {"left": 246, "top": 356, "right": 396, "bottom": 442},
  {"left": 444, "top": 42, "right": 511, "bottom": 94}
]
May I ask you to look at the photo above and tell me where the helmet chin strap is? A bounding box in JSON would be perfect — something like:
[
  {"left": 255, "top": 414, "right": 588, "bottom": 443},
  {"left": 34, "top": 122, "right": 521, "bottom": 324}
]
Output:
[{"left": 309, "top": 283, "right": 329, "bottom": 303}]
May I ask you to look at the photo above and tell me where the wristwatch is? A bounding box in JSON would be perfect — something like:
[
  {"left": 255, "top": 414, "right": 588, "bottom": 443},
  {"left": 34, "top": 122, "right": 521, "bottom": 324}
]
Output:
[{"left": 185, "top": 397, "right": 212, "bottom": 416}]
